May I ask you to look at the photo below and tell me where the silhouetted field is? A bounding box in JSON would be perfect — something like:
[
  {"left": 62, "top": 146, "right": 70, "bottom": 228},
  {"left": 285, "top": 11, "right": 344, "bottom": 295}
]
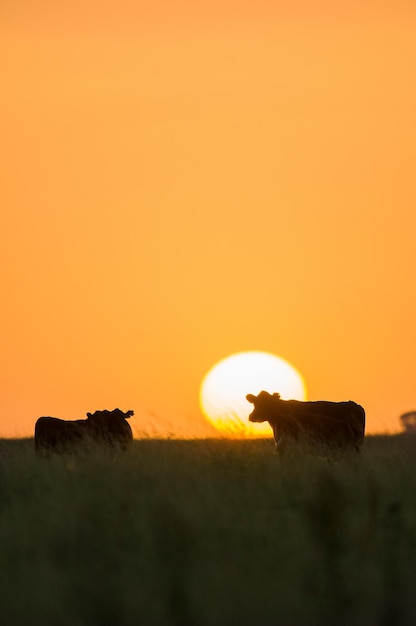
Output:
[{"left": 1, "top": 435, "right": 416, "bottom": 625}]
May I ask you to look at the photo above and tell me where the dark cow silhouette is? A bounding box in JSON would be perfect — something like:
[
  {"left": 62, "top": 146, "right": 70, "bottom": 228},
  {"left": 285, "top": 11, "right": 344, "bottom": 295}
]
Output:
[
  {"left": 246, "top": 391, "right": 365, "bottom": 453},
  {"left": 35, "top": 408, "right": 134, "bottom": 454},
  {"left": 400, "top": 411, "right": 416, "bottom": 434}
]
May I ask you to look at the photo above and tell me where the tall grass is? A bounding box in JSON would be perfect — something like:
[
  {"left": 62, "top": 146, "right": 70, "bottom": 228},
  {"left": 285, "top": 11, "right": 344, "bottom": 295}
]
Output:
[{"left": 1, "top": 436, "right": 416, "bottom": 625}]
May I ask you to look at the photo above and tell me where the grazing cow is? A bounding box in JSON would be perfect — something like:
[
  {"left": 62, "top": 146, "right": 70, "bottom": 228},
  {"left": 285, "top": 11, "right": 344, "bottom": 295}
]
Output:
[
  {"left": 35, "top": 408, "right": 134, "bottom": 454},
  {"left": 400, "top": 411, "right": 416, "bottom": 434},
  {"left": 246, "top": 391, "right": 365, "bottom": 453}
]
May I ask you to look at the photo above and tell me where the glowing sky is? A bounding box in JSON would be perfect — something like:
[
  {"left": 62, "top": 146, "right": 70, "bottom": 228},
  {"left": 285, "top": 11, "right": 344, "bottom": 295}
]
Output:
[{"left": 1, "top": 1, "right": 415, "bottom": 437}]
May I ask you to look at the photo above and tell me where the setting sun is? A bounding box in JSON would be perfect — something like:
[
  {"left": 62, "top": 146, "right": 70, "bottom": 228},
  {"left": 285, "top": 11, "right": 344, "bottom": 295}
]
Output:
[
  {"left": 1, "top": 1, "right": 415, "bottom": 437},
  {"left": 200, "top": 351, "right": 307, "bottom": 437}
]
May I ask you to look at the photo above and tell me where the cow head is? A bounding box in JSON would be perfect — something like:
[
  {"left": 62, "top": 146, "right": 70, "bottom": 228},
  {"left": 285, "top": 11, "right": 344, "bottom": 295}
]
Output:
[
  {"left": 86, "top": 408, "right": 134, "bottom": 422},
  {"left": 246, "top": 391, "right": 282, "bottom": 423},
  {"left": 85, "top": 408, "right": 134, "bottom": 449}
]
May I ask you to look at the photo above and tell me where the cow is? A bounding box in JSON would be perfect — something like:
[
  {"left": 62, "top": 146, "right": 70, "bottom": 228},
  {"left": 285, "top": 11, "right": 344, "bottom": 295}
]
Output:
[
  {"left": 246, "top": 391, "right": 365, "bottom": 454},
  {"left": 34, "top": 408, "right": 134, "bottom": 454},
  {"left": 400, "top": 411, "right": 416, "bottom": 434}
]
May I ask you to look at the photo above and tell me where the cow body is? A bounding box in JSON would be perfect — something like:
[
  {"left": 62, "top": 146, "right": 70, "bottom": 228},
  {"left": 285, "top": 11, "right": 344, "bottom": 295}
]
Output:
[
  {"left": 246, "top": 392, "right": 365, "bottom": 453},
  {"left": 35, "top": 408, "right": 134, "bottom": 454}
]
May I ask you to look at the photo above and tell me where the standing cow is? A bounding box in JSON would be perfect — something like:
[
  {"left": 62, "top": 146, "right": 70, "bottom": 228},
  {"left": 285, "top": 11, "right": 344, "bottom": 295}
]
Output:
[
  {"left": 246, "top": 391, "right": 365, "bottom": 453},
  {"left": 35, "top": 408, "right": 134, "bottom": 454}
]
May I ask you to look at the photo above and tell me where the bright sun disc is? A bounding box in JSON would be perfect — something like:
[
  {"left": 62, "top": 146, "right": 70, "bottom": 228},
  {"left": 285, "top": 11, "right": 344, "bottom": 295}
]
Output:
[{"left": 200, "top": 351, "right": 307, "bottom": 437}]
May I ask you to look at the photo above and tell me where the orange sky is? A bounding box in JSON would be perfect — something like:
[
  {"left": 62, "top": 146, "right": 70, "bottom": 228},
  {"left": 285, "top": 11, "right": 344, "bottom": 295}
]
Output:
[{"left": 1, "top": 1, "right": 415, "bottom": 437}]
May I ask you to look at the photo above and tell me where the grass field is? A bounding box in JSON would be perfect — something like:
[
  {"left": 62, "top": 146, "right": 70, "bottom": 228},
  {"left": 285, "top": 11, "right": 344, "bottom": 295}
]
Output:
[{"left": 1, "top": 435, "right": 416, "bottom": 625}]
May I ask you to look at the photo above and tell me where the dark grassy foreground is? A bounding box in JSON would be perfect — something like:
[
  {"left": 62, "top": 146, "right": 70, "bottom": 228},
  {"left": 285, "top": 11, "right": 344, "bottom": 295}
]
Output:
[{"left": 1, "top": 436, "right": 416, "bottom": 626}]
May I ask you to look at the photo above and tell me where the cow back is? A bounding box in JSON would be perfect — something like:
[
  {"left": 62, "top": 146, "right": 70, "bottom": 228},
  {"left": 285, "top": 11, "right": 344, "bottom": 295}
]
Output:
[
  {"left": 35, "top": 417, "right": 87, "bottom": 453},
  {"left": 285, "top": 400, "right": 365, "bottom": 441}
]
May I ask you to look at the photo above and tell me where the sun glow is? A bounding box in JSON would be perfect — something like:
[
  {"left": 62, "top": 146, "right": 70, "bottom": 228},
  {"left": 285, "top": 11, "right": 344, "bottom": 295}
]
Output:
[{"left": 200, "top": 351, "right": 307, "bottom": 437}]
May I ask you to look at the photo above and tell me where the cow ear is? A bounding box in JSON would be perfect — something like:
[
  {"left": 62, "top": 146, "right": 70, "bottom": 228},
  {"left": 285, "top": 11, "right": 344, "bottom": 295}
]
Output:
[
  {"left": 126, "top": 410, "right": 134, "bottom": 418},
  {"left": 272, "top": 393, "right": 281, "bottom": 400},
  {"left": 86, "top": 412, "right": 92, "bottom": 418},
  {"left": 246, "top": 394, "right": 257, "bottom": 403}
]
